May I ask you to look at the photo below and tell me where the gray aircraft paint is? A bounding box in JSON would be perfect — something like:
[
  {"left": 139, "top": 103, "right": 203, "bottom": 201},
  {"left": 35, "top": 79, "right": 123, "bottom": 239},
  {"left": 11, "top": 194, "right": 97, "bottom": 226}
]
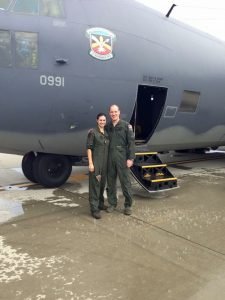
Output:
[{"left": 0, "top": 0, "right": 225, "bottom": 157}]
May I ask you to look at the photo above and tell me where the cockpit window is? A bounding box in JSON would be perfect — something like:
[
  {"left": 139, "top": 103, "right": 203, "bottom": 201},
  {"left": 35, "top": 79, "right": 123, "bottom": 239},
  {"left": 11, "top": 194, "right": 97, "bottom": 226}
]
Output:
[
  {"left": 12, "top": 0, "right": 38, "bottom": 14},
  {"left": 11, "top": 0, "right": 65, "bottom": 17},
  {"left": 0, "top": 0, "right": 11, "bottom": 10},
  {"left": 0, "top": 30, "right": 12, "bottom": 67},
  {"left": 40, "top": 0, "right": 65, "bottom": 17},
  {"left": 15, "top": 32, "right": 38, "bottom": 68}
]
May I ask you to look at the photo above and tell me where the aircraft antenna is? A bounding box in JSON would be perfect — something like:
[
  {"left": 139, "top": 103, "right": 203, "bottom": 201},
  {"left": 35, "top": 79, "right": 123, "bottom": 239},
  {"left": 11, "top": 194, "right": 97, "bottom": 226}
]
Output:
[{"left": 166, "top": 4, "right": 177, "bottom": 18}]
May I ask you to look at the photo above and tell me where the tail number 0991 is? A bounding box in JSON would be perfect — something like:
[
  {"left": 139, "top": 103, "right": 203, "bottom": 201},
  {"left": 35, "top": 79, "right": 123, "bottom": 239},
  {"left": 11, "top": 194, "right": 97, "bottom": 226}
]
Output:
[{"left": 40, "top": 75, "right": 65, "bottom": 87}]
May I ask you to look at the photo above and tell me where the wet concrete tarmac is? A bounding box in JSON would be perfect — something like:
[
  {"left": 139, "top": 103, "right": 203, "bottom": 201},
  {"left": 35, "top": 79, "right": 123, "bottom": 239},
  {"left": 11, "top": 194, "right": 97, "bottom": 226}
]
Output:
[{"left": 1, "top": 152, "right": 225, "bottom": 299}]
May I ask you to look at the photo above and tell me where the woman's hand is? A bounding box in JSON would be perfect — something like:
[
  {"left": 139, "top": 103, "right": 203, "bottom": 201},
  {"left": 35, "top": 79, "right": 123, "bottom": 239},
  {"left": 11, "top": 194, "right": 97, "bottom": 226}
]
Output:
[{"left": 89, "top": 163, "right": 94, "bottom": 172}]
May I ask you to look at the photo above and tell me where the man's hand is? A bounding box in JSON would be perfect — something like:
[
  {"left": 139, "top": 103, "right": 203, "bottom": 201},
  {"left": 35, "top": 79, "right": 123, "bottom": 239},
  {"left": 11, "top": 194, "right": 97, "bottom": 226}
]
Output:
[{"left": 127, "top": 159, "right": 133, "bottom": 168}]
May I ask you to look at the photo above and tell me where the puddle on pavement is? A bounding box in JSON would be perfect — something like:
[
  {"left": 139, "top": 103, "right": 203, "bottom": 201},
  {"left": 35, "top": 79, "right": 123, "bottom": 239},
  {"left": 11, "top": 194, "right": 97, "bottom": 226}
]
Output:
[
  {"left": 1, "top": 185, "right": 28, "bottom": 191},
  {"left": 0, "top": 187, "right": 86, "bottom": 225},
  {"left": 0, "top": 198, "right": 24, "bottom": 223}
]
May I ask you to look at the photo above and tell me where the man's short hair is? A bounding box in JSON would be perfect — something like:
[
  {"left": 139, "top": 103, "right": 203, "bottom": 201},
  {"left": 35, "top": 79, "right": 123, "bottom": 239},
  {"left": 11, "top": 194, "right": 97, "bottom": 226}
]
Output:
[{"left": 109, "top": 104, "right": 120, "bottom": 111}]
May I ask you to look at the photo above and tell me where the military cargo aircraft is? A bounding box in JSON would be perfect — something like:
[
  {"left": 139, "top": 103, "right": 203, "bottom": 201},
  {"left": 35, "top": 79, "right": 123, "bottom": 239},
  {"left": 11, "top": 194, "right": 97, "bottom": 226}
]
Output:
[{"left": 0, "top": 0, "right": 225, "bottom": 191}]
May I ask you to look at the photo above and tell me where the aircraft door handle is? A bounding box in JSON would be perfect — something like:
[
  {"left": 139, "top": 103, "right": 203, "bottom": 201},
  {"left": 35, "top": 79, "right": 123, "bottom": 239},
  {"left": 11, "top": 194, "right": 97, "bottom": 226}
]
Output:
[{"left": 55, "top": 58, "right": 68, "bottom": 64}]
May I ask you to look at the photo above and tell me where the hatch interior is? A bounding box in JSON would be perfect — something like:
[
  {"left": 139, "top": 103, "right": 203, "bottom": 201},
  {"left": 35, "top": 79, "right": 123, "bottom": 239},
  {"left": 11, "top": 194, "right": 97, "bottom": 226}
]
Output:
[{"left": 130, "top": 85, "right": 168, "bottom": 143}]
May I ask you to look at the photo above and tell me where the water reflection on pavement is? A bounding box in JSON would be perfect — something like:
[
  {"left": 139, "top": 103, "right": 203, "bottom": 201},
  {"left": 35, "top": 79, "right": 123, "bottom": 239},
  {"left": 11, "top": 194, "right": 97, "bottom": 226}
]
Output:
[{"left": 0, "top": 198, "right": 24, "bottom": 223}]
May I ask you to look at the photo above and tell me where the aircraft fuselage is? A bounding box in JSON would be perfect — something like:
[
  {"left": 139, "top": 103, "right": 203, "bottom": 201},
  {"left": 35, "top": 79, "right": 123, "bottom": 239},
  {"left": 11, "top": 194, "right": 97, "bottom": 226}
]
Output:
[{"left": 1, "top": 0, "right": 225, "bottom": 187}]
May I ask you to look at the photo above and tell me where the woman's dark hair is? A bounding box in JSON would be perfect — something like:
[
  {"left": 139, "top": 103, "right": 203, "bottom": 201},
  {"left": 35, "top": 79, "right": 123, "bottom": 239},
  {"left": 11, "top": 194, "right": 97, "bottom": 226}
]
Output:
[{"left": 96, "top": 113, "right": 106, "bottom": 120}]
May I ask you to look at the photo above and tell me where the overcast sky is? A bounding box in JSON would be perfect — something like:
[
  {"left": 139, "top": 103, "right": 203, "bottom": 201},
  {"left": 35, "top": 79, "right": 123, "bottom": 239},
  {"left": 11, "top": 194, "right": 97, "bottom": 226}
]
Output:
[{"left": 136, "top": 0, "right": 225, "bottom": 41}]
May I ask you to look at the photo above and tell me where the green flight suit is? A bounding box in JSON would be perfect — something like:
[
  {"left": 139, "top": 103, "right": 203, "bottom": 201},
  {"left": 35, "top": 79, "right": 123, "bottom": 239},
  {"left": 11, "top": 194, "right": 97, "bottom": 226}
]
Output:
[
  {"left": 105, "top": 120, "right": 135, "bottom": 208},
  {"left": 86, "top": 127, "right": 109, "bottom": 213}
]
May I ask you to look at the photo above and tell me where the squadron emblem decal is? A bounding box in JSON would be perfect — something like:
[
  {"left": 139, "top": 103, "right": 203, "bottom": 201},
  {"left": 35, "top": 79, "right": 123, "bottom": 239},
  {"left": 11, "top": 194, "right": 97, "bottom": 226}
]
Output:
[{"left": 86, "top": 27, "right": 116, "bottom": 60}]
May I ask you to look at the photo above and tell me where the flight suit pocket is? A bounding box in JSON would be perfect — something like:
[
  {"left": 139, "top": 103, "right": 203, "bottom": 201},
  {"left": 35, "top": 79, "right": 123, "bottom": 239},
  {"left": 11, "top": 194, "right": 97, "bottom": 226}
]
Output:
[{"left": 116, "top": 146, "right": 127, "bottom": 169}]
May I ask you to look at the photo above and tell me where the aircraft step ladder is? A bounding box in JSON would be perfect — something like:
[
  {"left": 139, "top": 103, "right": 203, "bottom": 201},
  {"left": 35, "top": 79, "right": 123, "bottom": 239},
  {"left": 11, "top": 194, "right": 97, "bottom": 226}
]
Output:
[{"left": 130, "top": 152, "right": 178, "bottom": 192}]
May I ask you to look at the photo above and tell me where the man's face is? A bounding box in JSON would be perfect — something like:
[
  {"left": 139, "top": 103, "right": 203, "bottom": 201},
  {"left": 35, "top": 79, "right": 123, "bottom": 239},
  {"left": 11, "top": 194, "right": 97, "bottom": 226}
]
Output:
[{"left": 109, "top": 105, "right": 120, "bottom": 122}]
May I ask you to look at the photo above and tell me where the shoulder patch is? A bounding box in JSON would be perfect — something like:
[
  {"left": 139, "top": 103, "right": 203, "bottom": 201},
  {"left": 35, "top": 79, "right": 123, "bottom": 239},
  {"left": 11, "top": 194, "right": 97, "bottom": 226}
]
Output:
[
  {"left": 88, "top": 128, "right": 94, "bottom": 134},
  {"left": 128, "top": 124, "right": 133, "bottom": 130}
]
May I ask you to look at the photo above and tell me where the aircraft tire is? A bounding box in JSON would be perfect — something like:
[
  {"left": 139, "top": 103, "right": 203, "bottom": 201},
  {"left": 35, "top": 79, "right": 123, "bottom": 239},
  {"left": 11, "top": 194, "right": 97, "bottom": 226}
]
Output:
[
  {"left": 33, "top": 154, "right": 72, "bottom": 188},
  {"left": 22, "top": 152, "right": 37, "bottom": 183}
]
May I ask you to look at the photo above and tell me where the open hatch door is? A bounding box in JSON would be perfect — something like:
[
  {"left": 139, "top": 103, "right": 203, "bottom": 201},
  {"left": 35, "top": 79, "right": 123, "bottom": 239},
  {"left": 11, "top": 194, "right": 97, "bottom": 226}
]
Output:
[{"left": 130, "top": 85, "right": 167, "bottom": 144}]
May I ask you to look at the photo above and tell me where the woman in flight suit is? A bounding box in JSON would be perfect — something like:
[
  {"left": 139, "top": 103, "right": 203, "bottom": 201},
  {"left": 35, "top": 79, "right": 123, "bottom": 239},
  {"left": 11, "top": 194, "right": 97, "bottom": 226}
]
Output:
[{"left": 86, "top": 113, "right": 109, "bottom": 219}]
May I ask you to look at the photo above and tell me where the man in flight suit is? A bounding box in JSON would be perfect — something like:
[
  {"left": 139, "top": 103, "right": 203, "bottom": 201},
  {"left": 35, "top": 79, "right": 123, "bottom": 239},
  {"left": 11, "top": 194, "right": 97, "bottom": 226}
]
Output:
[{"left": 105, "top": 104, "right": 135, "bottom": 215}]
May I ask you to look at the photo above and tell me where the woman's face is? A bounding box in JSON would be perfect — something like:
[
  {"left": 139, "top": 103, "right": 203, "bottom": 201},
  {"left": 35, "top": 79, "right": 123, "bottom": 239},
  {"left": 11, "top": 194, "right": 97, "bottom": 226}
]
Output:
[{"left": 97, "top": 116, "right": 106, "bottom": 128}]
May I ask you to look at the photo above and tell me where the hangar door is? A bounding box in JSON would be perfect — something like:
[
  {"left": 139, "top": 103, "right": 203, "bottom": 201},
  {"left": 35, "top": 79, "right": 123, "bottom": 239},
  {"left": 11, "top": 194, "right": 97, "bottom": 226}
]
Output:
[{"left": 131, "top": 85, "right": 167, "bottom": 143}]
